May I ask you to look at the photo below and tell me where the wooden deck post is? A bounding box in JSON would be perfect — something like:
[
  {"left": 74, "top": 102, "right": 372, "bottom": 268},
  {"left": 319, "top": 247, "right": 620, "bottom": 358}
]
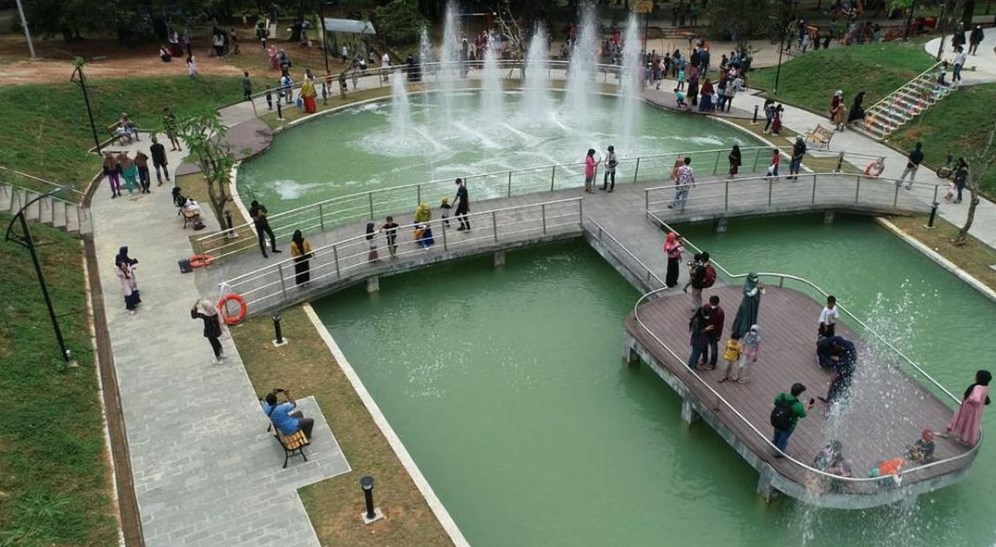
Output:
[
  {"left": 493, "top": 250, "right": 505, "bottom": 267},
  {"left": 823, "top": 211, "right": 835, "bottom": 224},
  {"left": 681, "top": 398, "right": 701, "bottom": 425},
  {"left": 757, "top": 463, "right": 776, "bottom": 502},
  {"left": 366, "top": 276, "right": 379, "bottom": 293},
  {"left": 714, "top": 217, "right": 728, "bottom": 233}
]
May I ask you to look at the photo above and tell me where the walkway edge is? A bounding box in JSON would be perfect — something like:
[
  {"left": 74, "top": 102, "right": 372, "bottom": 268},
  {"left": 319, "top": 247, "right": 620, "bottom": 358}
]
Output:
[
  {"left": 876, "top": 217, "right": 996, "bottom": 303},
  {"left": 301, "top": 303, "right": 470, "bottom": 547}
]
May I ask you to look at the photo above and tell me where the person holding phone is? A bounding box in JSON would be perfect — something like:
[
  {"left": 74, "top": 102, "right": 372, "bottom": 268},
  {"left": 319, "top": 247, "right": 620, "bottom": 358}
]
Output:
[
  {"left": 261, "top": 388, "right": 315, "bottom": 441},
  {"left": 771, "top": 383, "right": 815, "bottom": 458}
]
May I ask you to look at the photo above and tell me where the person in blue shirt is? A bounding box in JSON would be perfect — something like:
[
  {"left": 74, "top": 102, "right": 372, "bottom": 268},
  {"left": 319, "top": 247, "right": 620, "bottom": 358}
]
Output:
[{"left": 261, "top": 388, "right": 315, "bottom": 440}]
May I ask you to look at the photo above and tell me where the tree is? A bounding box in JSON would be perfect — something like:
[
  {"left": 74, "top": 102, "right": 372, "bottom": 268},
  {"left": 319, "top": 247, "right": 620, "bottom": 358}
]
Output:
[
  {"left": 952, "top": 121, "right": 996, "bottom": 246},
  {"left": 706, "top": 0, "right": 778, "bottom": 44},
  {"left": 175, "top": 113, "right": 236, "bottom": 222},
  {"left": 375, "top": 0, "right": 425, "bottom": 45}
]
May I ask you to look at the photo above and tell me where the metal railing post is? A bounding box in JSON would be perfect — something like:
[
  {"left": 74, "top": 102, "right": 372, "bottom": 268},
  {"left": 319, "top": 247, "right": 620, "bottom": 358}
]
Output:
[
  {"left": 417, "top": 184, "right": 421, "bottom": 206},
  {"left": 855, "top": 175, "right": 861, "bottom": 203},
  {"left": 767, "top": 178, "right": 773, "bottom": 206},
  {"left": 633, "top": 157, "right": 641, "bottom": 183},
  {"left": 932, "top": 184, "right": 938, "bottom": 203},
  {"left": 811, "top": 174, "right": 818, "bottom": 204},
  {"left": 492, "top": 212, "right": 499, "bottom": 242},
  {"left": 318, "top": 203, "right": 325, "bottom": 231},
  {"left": 277, "top": 263, "right": 288, "bottom": 299},
  {"left": 441, "top": 221, "right": 448, "bottom": 251},
  {"left": 753, "top": 148, "right": 762, "bottom": 171},
  {"left": 893, "top": 180, "right": 900, "bottom": 208},
  {"left": 644, "top": 189, "right": 649, "bottom": 219},
  {"left": 507, "top": 171, "right": 513, "bottom": 197},
  {"left": 368, "top": 192, "right": 374, "bottom": 219},
  {"left": 724, "top": 180, "right": 730, "bottom": 211},
  {"left": 713, "top": 150, "right": 721, "bottom": 175},
  {"left": 541, "top": 204, "right": 547, "bottom": 235},
  {"left": 333, "top": 245, "right": 341, "bottom": 279},
  {"left": 550, "top": 166, "right": 556, "bottom": 191}
]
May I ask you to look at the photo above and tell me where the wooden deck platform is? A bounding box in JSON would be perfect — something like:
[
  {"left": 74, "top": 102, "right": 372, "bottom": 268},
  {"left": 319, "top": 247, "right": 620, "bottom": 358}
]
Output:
[{"left": 623, "top": 284, "right": 978, "bottom": 508}]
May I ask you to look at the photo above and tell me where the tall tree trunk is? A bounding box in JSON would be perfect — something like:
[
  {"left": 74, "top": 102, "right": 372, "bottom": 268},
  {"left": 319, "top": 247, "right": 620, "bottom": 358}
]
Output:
[{"left": 953, "top": 121, "right": 996, "bottom": 246}]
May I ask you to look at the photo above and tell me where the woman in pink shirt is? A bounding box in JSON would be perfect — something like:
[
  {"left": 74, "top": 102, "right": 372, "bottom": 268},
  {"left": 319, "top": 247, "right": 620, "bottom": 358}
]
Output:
[{"left": 584, "top": 148, "right": 597, "bottom": 194}]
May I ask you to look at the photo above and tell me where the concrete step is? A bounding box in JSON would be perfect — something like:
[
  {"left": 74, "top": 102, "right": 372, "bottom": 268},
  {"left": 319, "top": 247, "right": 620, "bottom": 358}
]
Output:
[
  {"left": 7, "top": 186, "right": 23, "bottom": 213},
  {"left": 38, "top": 197, "right": 53, "bottom": 225},
  {"left": 65, "top": 206, "right": 80, "bottom": 234},
  {"left": 23, "top": 192, "right": 40, "bottom": 221},
  {"left": 52, "top": 201, "right": 67, "bottom": 229},
  {"left": 78, "top": 209, "right": 93, "bottom": 235},
  {"left": 0, "top": 184, "right": 11, "bottom": 211}
]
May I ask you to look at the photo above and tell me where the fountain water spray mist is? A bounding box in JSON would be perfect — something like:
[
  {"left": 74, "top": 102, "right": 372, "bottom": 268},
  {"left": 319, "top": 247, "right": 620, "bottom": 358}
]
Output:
[
  {"left": 480, "top": 32, "right": 504, "bottom": 124},
  {"left": 438, "top": 3, "right": 462, "bottom": 129},
  {"left": 564, "top": 5, "right": 599, "bottom": 132},
  {"left": 522, "top": 26, "right": 552, "bottom": 123},
  {"left": 617, "top": 13, "right": 643, "bottom": 151},
  {"left": 390, "top": 70, "right": 412, "bottom": 136}
]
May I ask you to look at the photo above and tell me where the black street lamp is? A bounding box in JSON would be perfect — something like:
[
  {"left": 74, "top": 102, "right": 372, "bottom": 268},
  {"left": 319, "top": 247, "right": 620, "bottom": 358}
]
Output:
[
  {"left": 4, "top": 186, "right": 76, "bottom": 366},
  {"left": 71, "top": 57, "right": 101, "bottom": 155},
  {"left": 773, "top": 25, "right": 788, "bottom": 94},
  {"left": 319, "top": 1, "right": 330, "bottom": 74}
]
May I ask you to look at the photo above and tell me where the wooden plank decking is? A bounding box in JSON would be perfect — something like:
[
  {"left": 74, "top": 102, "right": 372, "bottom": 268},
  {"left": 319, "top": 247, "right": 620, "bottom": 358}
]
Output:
[{"left": 624, "top": 284, "right": 977, "bottom": 507}]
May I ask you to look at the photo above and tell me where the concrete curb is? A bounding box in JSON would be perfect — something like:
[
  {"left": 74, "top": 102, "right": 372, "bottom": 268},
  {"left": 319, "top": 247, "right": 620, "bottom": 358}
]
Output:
[
  {"left": 301, "top": 303, "right": 470, "bottom": 547},
  {"left": 876, "top": 217, "right": 996, "bottom": 303}
]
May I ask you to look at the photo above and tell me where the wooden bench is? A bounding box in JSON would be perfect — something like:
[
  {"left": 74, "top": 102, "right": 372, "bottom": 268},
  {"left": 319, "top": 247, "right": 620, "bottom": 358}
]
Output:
[
  {"left": 804, "top": 124, "right": 834, "bottom": 150},
  {"left": 178, "top": 207, "right": 203, "bottom": 229},
  {"left": 272, "top": 427, "right": 310, "bottom": 468},
  {"left": 106, "top": 122, "right": 140, "bottom": 144}
]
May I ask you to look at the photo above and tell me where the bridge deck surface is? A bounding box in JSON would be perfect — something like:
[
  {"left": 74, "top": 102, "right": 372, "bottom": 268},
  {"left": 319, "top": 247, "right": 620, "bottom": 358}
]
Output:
[{"left": 624, "top": 285, "right": 973, "bottom": 496}]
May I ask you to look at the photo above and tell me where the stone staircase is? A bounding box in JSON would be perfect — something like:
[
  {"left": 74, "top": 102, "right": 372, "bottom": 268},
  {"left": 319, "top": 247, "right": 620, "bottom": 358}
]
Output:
[
  {"left": 0, "top": 183, "right": 93, "bottom": 236},
  {"left": 862, "top": 61, "right": 954, "bottom": 140}
]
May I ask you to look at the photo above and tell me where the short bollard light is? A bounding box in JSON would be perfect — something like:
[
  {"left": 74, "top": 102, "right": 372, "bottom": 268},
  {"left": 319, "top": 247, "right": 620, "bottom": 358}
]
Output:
[
  {"left": 276, "top": 99, "right": 283, "bottom": 120},
  {"left": 752, "top": 104, "right": 759, "bottom": 124},
  {"left": 272, "top": 314, "right": 287, "bottom": 347},
  {"left": 360, "top": 475, "right": 384, "bottom": 524},
  {"left": 926, "top": 202, "right": 940, "bottom": 229}
]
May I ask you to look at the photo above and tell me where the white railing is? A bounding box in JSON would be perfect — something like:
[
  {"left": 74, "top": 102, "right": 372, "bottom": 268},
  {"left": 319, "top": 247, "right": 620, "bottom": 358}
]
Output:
[
  {"left": 0, "top": 165, "right": 87, "bottom": 205},
  {"left": 634, "top": 213, "right": 980, "bottom": 490},
  {"left": 864, "top": 60, "right": 944, "bottom": 118},
  {"left": 586, "top": 218, "right": 666, "bottom": 290},
  {"left": 644, "top": 172, "right": 942, "bottom": 218},
  {"left": 223, "top": 197, "right": 583, "bottom": 315},
  {"left": 198, "top": 145, "right": 781, "bottom": 259}
]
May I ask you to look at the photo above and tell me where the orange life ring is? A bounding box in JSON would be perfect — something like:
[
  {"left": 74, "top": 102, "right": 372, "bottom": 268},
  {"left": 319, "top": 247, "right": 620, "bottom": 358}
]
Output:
[
  {"left": 864, "top": 161, "right": 885, "bottom": 177},
  {"left": 189, "top": 253, "right": 215, "bottom": 268},
  {"left": 218, "top": 293, "right": 247, "bottom": 325}
]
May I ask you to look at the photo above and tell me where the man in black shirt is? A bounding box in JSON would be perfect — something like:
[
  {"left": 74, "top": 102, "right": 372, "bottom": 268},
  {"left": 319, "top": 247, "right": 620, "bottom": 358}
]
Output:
[
  {"left": 789, "top": 137, "right": 806, "bottom": 180},
  {"left": 249, "top": 200, "right": 281, "bottom": 258},
  {"left": 898, "top": 142, "right": 924, "bottom": 190},
  {"left": 381, "top": 216, "right": 399, "bottom": 257},
  {"left": 149, "top": 137, "right": 169, "bottom": 185},
  {"left": 453, "top": 178, "right": 471, "bottom": 231}
]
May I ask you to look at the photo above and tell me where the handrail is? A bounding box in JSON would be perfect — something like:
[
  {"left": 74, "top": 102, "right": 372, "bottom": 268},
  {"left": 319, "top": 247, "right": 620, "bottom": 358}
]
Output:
[
  {"left": 586, "top": 218, "right": 666, "bottom": 289},
  {"left": 639, "top": 210, "right": 981, "bottom": 487},
  {"left": 198, "top": 145, "right": 779, "bottom": 259},
  {"left": 0, "top": 165, "right": 87, "bottom": 204},
  {"left": 222, "top": 197, "right": 584, "bottom": 311},
  {"left": 864, "top": 60, "right": 943, "bottom": 116}
]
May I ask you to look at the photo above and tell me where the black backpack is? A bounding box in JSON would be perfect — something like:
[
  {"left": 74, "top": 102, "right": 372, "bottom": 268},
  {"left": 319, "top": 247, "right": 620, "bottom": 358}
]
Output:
[{"left": 770, "top": 397, "right": 794, "bottom": 430}]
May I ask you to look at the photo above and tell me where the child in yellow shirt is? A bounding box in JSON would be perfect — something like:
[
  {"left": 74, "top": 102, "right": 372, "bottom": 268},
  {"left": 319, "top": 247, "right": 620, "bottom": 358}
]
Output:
[{"left": 718, "top": 332, "right": 742, "bottom": 383}]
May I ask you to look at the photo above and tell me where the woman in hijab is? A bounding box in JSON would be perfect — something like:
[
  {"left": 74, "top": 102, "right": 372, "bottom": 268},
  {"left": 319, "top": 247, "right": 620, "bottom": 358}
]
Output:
[
  {"left": 846, "top": 91, "right": 866, "bottom": 126},
  {"left": 731, "top": 273, "right": 762, "bottom": 338},
  {"left": 728, "top": 145, "right": 742, "bottom": 179},
  {"left": 662, "top": 231, "right": 683, "bottom": 288},
  {"left": 735, "top": 324, "right": 761, "bottom": 383},
  {"left": 119, "top": 152, "right": 138, "bottom": 195},
  {"left": 830, "top": 90, "right": 845, "bottom": 130},
  {"left": 290, "top": 230, "right": 313, "bottom": 286},
  {"left": 103, "top": 152, "right": 122, "bottom": 198},
  {"left": 687, "top": 306, "right": 711, "bottom": 371},
  {"left": 946, "top": 369, "right": 991, "bottom": 446},
  {"left": 114, "top": 247, "right": 141, "bottom": 314},
  {"left": 190, "top": 299, "right": 225, "bottom": 365}
]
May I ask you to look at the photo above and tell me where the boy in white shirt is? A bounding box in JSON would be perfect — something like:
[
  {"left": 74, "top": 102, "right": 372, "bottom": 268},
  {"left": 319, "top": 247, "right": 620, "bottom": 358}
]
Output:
[{"left": 818, "top": 295, "right": 838, "bottom": 339}]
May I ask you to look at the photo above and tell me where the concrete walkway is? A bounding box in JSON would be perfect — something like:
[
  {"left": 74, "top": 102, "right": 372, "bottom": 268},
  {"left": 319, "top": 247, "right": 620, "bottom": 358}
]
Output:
[
  {"left": 925, "top": 27, "right": 996, "bottom": 85},
  {"left": 91, "top": 136, "right": 350, "bottom": 546}
]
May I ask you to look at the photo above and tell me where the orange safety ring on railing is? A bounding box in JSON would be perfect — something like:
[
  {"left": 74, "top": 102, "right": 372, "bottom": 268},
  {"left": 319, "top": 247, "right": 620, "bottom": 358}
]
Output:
[
  {"left": 218, "top": 293, "right": 247, "bottom": 325},
  {"left": 864, "top": 161, "right": 885, "bottom": 177},
  {"left": 189, "top": 254, "right": 215, "bottom": 268}
]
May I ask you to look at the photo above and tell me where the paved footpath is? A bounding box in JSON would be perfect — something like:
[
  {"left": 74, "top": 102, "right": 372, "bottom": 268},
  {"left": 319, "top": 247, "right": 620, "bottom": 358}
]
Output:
[{"left": 91, "top": 138, "right": 349, "bottom": 546}]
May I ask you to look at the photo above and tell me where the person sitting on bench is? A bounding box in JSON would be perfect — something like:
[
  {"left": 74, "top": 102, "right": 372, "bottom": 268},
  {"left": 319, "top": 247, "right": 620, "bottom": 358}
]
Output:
[
  {"left": 262, "top": 388, "right": 315, "bottom": 441},
  {"left": 115, "top": 113, "right": 139, "bottom": 143}
]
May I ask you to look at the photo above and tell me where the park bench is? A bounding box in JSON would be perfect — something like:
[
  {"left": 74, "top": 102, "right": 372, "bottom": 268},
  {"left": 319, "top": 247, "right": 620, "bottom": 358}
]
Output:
[
  {"left": 804, "top": 124, "right": 835, "bottom": 150},
  {"left": 271, "top": 427, "right": 310, "bottom": 468},
  {"left": 106, "top": 121, "right": 140, "bottom": 144}
]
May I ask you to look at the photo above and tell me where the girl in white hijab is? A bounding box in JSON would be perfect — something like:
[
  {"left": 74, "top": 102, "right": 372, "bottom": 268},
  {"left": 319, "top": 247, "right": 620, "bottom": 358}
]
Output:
[{"left": 735, "top": 324, "right": 762, "bottom": 384}]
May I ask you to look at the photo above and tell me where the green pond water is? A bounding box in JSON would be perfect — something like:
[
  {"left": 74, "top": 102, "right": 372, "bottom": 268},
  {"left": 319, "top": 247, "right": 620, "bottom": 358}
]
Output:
[
  {"left": 237, "top": 92, "right": 763, "bottom": 215},
  {"left": 315, "top": 216, "right": 996, "bottom": 547}
]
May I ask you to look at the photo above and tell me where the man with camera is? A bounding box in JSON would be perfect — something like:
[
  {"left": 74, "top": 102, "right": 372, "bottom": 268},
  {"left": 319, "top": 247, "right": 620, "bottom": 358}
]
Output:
[{"left": 261, "top": 388, "right": 315, "bottom": 441}]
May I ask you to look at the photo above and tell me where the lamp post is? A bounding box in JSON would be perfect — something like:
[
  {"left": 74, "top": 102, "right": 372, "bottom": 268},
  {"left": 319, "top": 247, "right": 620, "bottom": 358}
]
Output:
[
  {"left": 318, "top": 1, "right": 330, "bottom": 74},
  {"left": 4, "top": 186, "right": 76, "bottom": 365},
  {"left": 71, "top": 58, "right": 101, "bottom": 155},
  {"left": 773, "top": 25, "right": 787, "bottom": 94}
]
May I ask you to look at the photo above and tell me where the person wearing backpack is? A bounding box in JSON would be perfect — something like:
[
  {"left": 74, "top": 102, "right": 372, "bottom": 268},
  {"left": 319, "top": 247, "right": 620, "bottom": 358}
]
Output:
[
  {"left": 772, "top": 383, "right": 814, "bottom": 457},
  {"left": 684, "top": 252, "right": 716, "bottom": 312}
]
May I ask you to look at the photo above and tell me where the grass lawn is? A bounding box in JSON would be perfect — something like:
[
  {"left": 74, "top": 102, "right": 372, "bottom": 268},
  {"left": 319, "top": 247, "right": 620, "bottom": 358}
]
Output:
[
  {"left": 885, "top": 212, "right": 996, "bottom": 291},
  {"left": 888, "top": 84, "right": 996, "bottom": 196},
  {"left": 725, "top": 118, "right": 863, "bottom": 173},
  {"left": 231, "top": 305, "right": 452, "bottom": 547},
  {"left": 0, "top": 76, "right": 254, "bottom": 193},
  {"left": 0, "top": 213, "right": 118, "bottom": 545},
  {"left": 750, "top": 41, "right": 936, "bottom": 113}
]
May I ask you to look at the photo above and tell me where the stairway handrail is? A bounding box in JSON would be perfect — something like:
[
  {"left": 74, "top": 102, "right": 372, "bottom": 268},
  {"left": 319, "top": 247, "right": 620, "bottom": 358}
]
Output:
[
  {"left": 0, "top": 168, "right": 87, "bottom": 207},
  {"left": 864, "top": 60, "right": 944, "bottom": 115}
]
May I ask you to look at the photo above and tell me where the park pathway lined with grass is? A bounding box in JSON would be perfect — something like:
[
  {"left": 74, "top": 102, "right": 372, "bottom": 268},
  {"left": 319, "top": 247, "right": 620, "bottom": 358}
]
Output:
[{"left": 89, "top": 138, "right": 350, "bottom": 546}]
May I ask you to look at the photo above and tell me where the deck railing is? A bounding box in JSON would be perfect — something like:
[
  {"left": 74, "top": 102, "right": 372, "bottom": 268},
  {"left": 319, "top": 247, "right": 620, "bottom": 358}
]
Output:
[
  {"left": 586, "top": 218, "right": 667, "bottom": 291},
  {"left": 643, "top": 172, "right": 942, "bottom": 219},
  {"left": 633, "top": 212, "right": 981, "bottom": 490},
  {"left": 222, "top": 197, "right": 583, "bottom": 315}
]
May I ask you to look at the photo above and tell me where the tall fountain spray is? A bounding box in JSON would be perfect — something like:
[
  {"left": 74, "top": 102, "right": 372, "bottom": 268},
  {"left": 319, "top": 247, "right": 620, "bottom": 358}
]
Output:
[
  {"left": 522, "top": 26, "right": 551, "bottom": 123},
  {"left": 617, "top": 14, "right": 643, "bottom": 151},
  {"left": 390, "top": 70, "right": 412, "bottom": 136},
  {"left": 480, "top": 32, "right": 504, "bottom": 124},
  {"left": 564, "top": 6, "right": 599, "bottom": 131},
  {"left": 438, "top": 4, "right": 462, "bottom": 128}
]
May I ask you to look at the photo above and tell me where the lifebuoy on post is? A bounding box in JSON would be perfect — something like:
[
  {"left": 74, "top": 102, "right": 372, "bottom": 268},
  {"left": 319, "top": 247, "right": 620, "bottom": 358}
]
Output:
[
  {"left": 218, "top": 293, "right": 247, "bottom": 325},
  {"left": 864, "top": 160, "right": 885, "bottom": 177},
  {"left": 189, "top": 253, "right": 215, "bottom": 268}
]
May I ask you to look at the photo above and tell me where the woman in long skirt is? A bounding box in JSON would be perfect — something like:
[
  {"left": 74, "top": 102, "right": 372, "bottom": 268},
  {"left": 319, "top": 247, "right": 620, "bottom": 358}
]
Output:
[
  {"left": 114, "top": 250, "right": 141, "bottom": 314},
  {"left": 663, "top": 231, "right": 683, "bottom": 288},
  {"left": 731, "top": 272, "right": 763, "bottom": 338},
  {"left": 728, "top": 145, "right": 742, "bottom": 179},
  {"left": 290, "top": 230, "right": 312, "bottom": 286},
  {"left": 191, "top": 299, "right": 225, "bottom": 365},
  {"left": 946, "top": 370, "right": 991, "bottom": 446}
]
